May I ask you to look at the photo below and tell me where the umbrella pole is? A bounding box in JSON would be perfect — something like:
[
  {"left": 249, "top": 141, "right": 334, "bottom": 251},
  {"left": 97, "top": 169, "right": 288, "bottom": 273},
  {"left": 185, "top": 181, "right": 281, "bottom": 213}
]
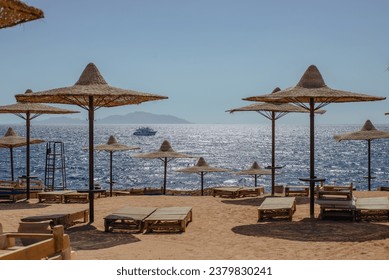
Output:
[
  {"left": 201, "top": 172, "right": 204, "bottom": 196},
  {"left": 309, "top": 98, "right": 315, "bottom": 218},
  {"left": 163, "top": 157, "right": 167, "bottom": 195},
  {"left": 88, "top": 96, "right": 95, "bottom": 223},
  {"left": 26, "top": 113, "right": 31, "bottom": 200},
  {"left": 254, "top": 174, "right": 257, "bottom": 188},
  {"left": 271, "top": 112, "right": 276, "bottom": 196},
  {"left": 110, "top": 151, "right": 113, "bottom": 197},
  {"left": 10, "top": 148, "right": 14, "bottom": 181},
  {"left": 368, "top": 139, "right": 371, "bottom": 191}
]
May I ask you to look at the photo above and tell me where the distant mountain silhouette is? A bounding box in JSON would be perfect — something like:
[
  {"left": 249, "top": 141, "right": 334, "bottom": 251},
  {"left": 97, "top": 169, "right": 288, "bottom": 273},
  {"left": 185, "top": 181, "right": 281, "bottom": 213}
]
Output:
[
  {"left": 34, "top": 116, "right": 87, "bottom": 125},
  {"left": 34, "top": 111, "right": 191, "bottom": 125}
]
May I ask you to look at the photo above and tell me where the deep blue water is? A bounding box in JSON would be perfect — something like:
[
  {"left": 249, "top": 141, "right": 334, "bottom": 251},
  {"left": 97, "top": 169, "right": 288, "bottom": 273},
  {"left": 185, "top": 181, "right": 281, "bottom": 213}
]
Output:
[{"left": 1, "top": 124, "right": 389, "bottom": 192}]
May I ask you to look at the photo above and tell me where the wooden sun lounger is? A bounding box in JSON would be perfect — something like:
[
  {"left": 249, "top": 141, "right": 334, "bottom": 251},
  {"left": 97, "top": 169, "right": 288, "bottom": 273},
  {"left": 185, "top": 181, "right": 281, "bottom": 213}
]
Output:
[
  {"left": 285, "top": 186, "right": 309, "bottom": 197},
  {"left": 76, "top": 189, "right": 107, "bottom": 198},
  {"left": 0, "top": 180, "right": 44, "bottom": 202},
  {"left": 144, "top": 207, "right": 193, "bottom": 233},
  {"left": 18, "top": 178, "right": 45, "bottom": 199},
  {"left": 104, "top": 207, "right": 157, "bottom": 233},
  {"left": 63, "top": 192, "right": 89, "bottom": 203},
  {"left": 315, "top": 198, "right": 356, "bottom": 220},
  {"left": 315, "top": 184, "right": 355, "bottom": 220},
  {"left": 21, "top": 209, "right": 89, "bottom": 229},
  {"left": 213, "top": 187, "right": 243, "bottom": 198},
  {"left": 355, "top": 197, "right": 389, "bottom": 221},
  {"left": 38, "top": 190, "right": 75, "bottom": 203},
  {"left": 0, "top": 225, "right": 74, "bottom": 260},
  {"left": 0, "top": 180, "right": 24, "bottom": 202},
  {"left": 258, "top": 197, "right": 296, "bottom": 221},
  {"left": 0, "top": 186, "right": 26, "bottom": 202},
  {"left": 214, "top": 186, "right": 264, "bottom": 198},
  {"left": 237, "top": 187, "right": 264, "bottom": 197},
  {"left": 317, "top": 185, "right": 353, "bottom": 200}
]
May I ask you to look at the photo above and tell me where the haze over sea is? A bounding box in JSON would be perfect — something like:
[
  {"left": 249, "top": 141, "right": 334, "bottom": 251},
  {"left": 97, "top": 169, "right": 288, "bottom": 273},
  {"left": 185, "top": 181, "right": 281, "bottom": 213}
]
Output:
[{"left": 1, "top": 124, "right": 389, "bottom": 192}]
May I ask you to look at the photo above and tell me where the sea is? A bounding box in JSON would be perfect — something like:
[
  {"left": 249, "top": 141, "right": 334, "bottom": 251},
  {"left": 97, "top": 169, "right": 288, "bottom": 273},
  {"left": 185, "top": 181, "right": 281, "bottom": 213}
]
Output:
[{"left": 1, "top": 123, "right": 389, "bottom": 192}]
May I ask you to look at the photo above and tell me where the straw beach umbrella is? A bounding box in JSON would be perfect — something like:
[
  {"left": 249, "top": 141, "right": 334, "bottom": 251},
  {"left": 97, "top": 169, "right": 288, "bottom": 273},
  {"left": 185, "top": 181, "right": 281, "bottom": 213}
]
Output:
[
  {"left": 176, "top": 157, "right": 230, "bottom": 196},
  {"left": 133, "top": 140, "right": 195, "bottom": 195},
  {"left": 0, "top": 0, "right": 44, "bottom": 29},
  {"left": 235, "top": 161, "right": 271, "bottom": 188},
  {"left": 334, "top": 120, "right": 389, "bottom": 191},
  {"left": 15, "top": 63, "right": 167, "bottom": 223},
  {"left": 94, "top": 135, "right": 140, "bottom": 197},
  {"left": 0, "top": 97, "right": 79, "bottom": 199},
  {"left": 228, "top": 87, "right": 325, "bottom": 196},
  {"left": 244, "top": 65, "right": 385, "bottom": 218},
  {"left": 0, "top": 127, "right": 44, "bottom": 181}
]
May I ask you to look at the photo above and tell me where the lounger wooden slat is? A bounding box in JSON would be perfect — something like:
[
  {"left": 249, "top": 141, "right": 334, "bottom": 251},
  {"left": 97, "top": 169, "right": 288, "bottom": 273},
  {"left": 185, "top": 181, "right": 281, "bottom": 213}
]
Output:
[
  {"left": 21, "top": 209, "right": 89, "bottom": 229},
  {"left": 104, "top": 207, "right": 157, "bottom": 233},
  {"left": 355, "top": 197, "right": 389, "bottom": 221},
  {"left": 144, "top": 207, "right": 193, "bottom": 233},
  {"left": 213, "top": 187, "right": 242, "bottom": 198},
  {"left": 258, "top": 197, "right": 296, "bottom": 221}
]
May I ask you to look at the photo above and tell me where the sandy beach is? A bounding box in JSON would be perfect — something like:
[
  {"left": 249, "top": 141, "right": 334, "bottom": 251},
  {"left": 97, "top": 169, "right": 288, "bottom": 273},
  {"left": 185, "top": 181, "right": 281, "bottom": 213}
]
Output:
[{"left": 1, "top": 190, "right": 389, "bottom": 260}]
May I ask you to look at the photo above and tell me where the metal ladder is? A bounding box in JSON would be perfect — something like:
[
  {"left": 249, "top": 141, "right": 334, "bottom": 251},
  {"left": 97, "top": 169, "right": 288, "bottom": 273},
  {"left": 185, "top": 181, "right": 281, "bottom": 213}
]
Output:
[{"left": 44, "top": 141, "right": 67, "bottom": 191}]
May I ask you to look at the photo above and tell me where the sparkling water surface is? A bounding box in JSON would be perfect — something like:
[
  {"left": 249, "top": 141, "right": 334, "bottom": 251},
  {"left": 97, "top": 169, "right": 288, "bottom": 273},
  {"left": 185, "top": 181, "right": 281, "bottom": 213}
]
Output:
[{"left": 1, "top": 124, "right": 389, "bottom": 192}]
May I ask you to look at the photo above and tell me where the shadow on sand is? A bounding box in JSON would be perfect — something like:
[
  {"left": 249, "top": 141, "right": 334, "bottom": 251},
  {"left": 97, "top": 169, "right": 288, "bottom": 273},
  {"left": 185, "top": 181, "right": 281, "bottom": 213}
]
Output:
[
  {"left": 66, "top": 224, "right": 141, "bottom": 250},
  {"left": 0, "top": 200, "right": 50, "bottom": 210},
  {"left": 220, "top": 196, "right": 309, "bottom": 207},
  {"left": 232, "top": 218, "right": 389, "bottom": 242}
]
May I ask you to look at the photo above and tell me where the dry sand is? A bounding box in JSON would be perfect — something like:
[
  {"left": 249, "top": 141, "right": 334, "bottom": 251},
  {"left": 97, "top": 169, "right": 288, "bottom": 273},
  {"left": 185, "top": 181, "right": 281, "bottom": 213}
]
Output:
[{"left": 1, "top": 191, "right": 389, "bottom": 260}]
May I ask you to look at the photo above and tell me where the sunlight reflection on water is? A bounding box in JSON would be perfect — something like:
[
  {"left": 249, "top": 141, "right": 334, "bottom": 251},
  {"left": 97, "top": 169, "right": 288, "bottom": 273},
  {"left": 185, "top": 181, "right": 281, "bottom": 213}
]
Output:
[{"left": 1, "top": 123, "right": 389, "bottom": 192}]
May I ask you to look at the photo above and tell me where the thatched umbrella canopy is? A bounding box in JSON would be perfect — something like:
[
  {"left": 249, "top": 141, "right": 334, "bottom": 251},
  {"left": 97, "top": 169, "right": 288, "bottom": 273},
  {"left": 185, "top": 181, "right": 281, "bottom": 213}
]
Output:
[
  {"left": 243, "top": 65, "right": 385, "bottom": 218},
  {"left": 334, "top": 120, "right": 389, "bottom": 191},
  {"left": 0, "top": 127, "right": 44, "bottom": 181},
  {"left": 133, "top": 140, "right": 195, "bottom": 195},
  {"left": 15, "top": 62, "right": 167, "bottom": 223},
  {"left": 228, "top": 87, "right": 325, "bottom": 195},
  {"left": 0, "top": 96, "right": 79, "bottom": 199},
  {"left": 94, "top": 135, "right": 140, "bottom": 197},
  {"left": 0, "top": 0, "right": 44, "bottom": 29},
  {"left": 176, "top": 157, "right": 229, "bottom": 196},
  {"left": 235, "top": 161, "right": 271, "bottom": 188}
]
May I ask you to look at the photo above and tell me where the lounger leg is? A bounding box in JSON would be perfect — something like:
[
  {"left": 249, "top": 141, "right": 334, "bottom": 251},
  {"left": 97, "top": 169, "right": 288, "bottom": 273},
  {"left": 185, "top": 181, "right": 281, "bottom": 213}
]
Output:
[
  {"left": 136, "top": 221, "right": 144, "bottom": 233},
  {"left": 104, "top": 220, "right": 110, "bottom": 232},
  {"left": 181, "top": 220, "right": 186, "bottom": 232},
  {"left": 144, "top": 221, "right": 151, "bottom": 233},
  {"left": 139, "top": 221, "right": 145, "bottom": 233},
  {"left": 319, "top": 207, "right": 324, "bottom": 219},
  {"left": 83, "top": 210, "right": 89, "bottom": 223}
]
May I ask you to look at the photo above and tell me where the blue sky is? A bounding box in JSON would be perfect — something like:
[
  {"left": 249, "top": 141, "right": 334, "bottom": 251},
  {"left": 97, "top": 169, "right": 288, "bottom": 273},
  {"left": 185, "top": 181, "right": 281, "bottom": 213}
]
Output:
[{"left": 1, "top": 0, "right": 389, "bottom": 125}]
